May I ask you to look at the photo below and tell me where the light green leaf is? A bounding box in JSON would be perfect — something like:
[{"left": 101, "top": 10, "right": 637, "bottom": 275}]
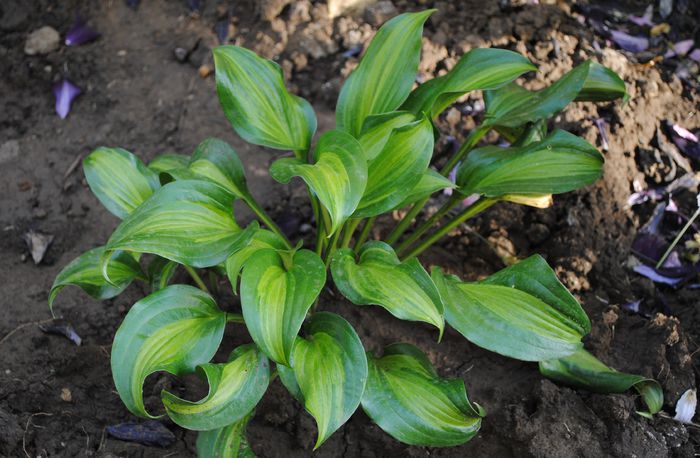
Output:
[
  {"left": 162, "top": 344, "right": 269, "bottom": 430},
  {"left": 106, "top": 180, "right": 255, "bottom": 268},
  {"left": 111, "top": 285, "right": 227, "bottom": 418},
  {"left": 540, "top": 348, "right": 663, "bottom": 415},
  {"left": 284, "top": 312, "right": 368, "bottom": 449},
  {"left": 361, "top": 343, "right": 483, "bottom": 446},
  {"left": 456, "top": 129, "right": 603, "bottom": 197},
  {"left": 225, "top": 229, "right": 288, "bottom": 293},
  {"left": 240, "top": 248, "right": 326, "bottom": 365},
  {"left": 482, "top": 61, "right": 591, "bottom": 129},
  {"left": 395, "top": 168, "right": 455, "bottom": 209},
  {"left": 270, "top": 130, "right": 367, "bottom": 236},
  {"left": 433, "top": 268, "right": 584, "bottom": 361},
  {"left": 148, "top": 153, "right": 190, "bottom": 174},
  {"left": 481, "top": 255, "right": 591, "bottom": 335},
  {"left": 331, "top": 241, "right": 444, "bottom": 337},
  {"left": 83, "top": 147, "right": 161, "bottom": 219},
  {"left": 214, "top": 45, "right": 316, "bottom": 151},
  {"left": 196, "top": 411, "right": 257, "bottom": 458},
  {"left": 575, "top": 62, "right": 628, "bottom": 103},
  {"left": 401, "top": 48, "right": 536, "bottom": 118},
  {"left": 354, "top": 115, "right": 434, "bottom": 218},
  {"left": 188, "top": 138, "right": 249, "bottom": 198},
  {"left": 49, "top": 247, "right": 143, "bottom": 312},
  {"left": 336, "top": 11, "right": 434, "bottom": 137},
  {"left": 146, "top": 256, "right": 179, "bottom": 292},
  {"left": 358, "top": 111, "right": 417, "bottom": 161}
]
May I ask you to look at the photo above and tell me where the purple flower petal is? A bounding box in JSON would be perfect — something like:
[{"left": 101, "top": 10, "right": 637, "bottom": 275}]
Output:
[
  {"left": 628, "top": 5, "right": 654, "bottom": 26},
  {"left": 342, "top": 44, "right": 363, "bottom": 58},
  {"left": 632, "top": 232, "right": 668, "bottom": 263},
  {"left": 187, "top": 0, "right": 202, "bottom": 13},
  {"left": 65, "top": 17, "right": 100, "bottom": 46},
  {"left": 689, "top": 49, "right": 700, "bottom": 62},
  {"left": 53, "top": 79, "right": 82, "bottom": 119},
  {"left": 107, "top": 421, "right": 175, "bottom": 447},
  {"left": 669, "top": 123, "right": 700, "bottom": 160},
  {"left": 674, "top": 39, "right": 695, "bottom": 56},
  {"left": 594, "top": 118, "right": 610, "bottom": 151},
  {"left": 39, "top": 319, "right": 82, "bottom": 346},
  {"left": 215, "top": 19, "right": 229, "bottom": 44},
  {"left": 609, "top": 30, "right": 649, "bottom": 52},
  {"left": 672, "top": 124, "right": 699, "bottom": 142},
  {"left": 633, "top": 265, "right": 684, "bottom": 285},
  {"left": 621, "top": 299, "right": 642, "bottom": 313}
]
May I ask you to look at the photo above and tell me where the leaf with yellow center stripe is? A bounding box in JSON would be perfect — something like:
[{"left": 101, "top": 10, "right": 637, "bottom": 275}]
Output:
[
  {"left": 83, "top": 147, "right": 161, "bottom": 219},
  {"left": 187, "top": 138, "right": 250, "bottom": 198},
  {"left": 270, "top": 130, "right": 367, "bottom": 236},
  {"left": 162, "top": 344, "right": 269, "bottom": 430},
  {"left": 111, "top": 285, "right": 227, "bottom": 419},
  {"left": 336, "top": 10, "right": 434, "bottom": 137},
  {"left": 331, "top": 242, "right": 444, "bottom": 338},
  {"left": 196, "top": 411, "right": 257, "bottom": 458},
  {"left": 214, "top": 45, "right": 316, "bottom": 151},
  {"left": 353, "top": 114, "right": 434, "bottom": 218},
  {"left": 278, "top": 312, "right": 368, "bottom": 449},
  {"left": 432, "top": 262, "right": 587, "bottom": 362},
  {"left": 105, "top": 180, "right": 256, "bottom": 268},
  {"left": 361, "top": 343, "right": 483, "bottom": 446},
  {"left": 240, "top": 248, "right": 325, "bottom": 365},
  {"left": 225, "top": 229, "right": 288, "bottom": 293},
  {"left": 394, "top": 168, "right": 455, "bottom": 209}
]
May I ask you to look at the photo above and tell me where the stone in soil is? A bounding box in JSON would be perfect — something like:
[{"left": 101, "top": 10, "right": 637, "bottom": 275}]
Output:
[{"left": 24, "top": 26, "right": 60, "bottom": 55}]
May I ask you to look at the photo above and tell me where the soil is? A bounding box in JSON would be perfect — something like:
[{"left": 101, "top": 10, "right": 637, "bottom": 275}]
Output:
[{"left": 1, "top": 0, "right": 699, "bottom": 457}]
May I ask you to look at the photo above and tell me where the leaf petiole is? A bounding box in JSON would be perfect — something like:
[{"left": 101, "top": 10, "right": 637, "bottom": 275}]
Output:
[{"left": 184, "top": 265, "right": 210, "bottom": 293}]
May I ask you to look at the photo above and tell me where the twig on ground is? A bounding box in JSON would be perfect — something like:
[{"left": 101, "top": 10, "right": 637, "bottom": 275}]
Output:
[
  {"left": 0, "top": 319, "right": 55, "bottom": 347},
  {"left": 22, "top": 412, "right": 53, "bottom": 458}
]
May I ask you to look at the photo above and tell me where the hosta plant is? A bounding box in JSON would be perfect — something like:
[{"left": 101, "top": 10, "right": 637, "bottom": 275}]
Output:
[{"left": 50, "top": 10, "right": 663, "bottom": 454}]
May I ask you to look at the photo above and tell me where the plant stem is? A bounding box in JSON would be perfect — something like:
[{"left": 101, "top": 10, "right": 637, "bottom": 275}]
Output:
[
  {"left": 184, "top": 265, "right": 210, "bottom": 293},
  {"left": 655, "top": 207, "right": 700, "bottom": 269},
  {"left": 400, "top": 198, "right": 496, "bottom": 260},
  {"left": 385, "top": 198, "right": 428, "bottom": 244},
  {"left": 270, "top": 368, "right": 279, "bottom": 382},
  {"left": 341, "top": 218, "right": 362, "bottom": 248},
  {"left": 355, "top": 216, "right": 376, "bottom": 249},
  {"left": 324, "top": 229, "right": 341, "bottom": 267},
  {"left": 226, "top": 313, "right": 245, "bottom": 323},
  {"left": 394, "top": 196, "right": 461, "bottom": 254},
  {"left": 243, "top": 194, "right": 293, "bottom": 249},
  {"left": 439, "top": 125, "right": 490, "bottom": 175}
]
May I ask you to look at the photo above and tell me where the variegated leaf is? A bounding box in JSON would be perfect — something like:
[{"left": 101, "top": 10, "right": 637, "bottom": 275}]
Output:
[
  {"left": 395, "top": 169, "right": 455, "bottom": 209},
  {"left": 362, "top": 343, "right": 483, "bottom": 446},
  {"left": 196, "top": 412, "right": 257, "bottom": 458},
  {"left": 271, "top": 130, "right": 367, "bottom": 236},
  {"left": 225, "top": 229, "right": 288, "bottom": 293},
  {"left": 188, "top": 138, "right": 249, "bottom": 198},
  {"left": 240, "top": 248, "right": 326, "bottom": 365},
  {"left": 111, "top": 285, "right": 227, "bottom": 418},
  {"left": 214, "top": 45, "right": 316, "bottom": 151},
  {"left": 336, "top": 11, "right": 434, "bottom": 137},
  {"left": 331, "top": 241, "right": 444, "bottom": 336},
  {"left": 148, "top": 153, "right": 190, "bottom": 174},
  {"left": 83, "top": 147, "right": 161, "bottom": 219},
  {"left": 162, "top": 344, "right": 269, "bottom": 430},
  {"left": 146, "top": 256, "right": 179, "bottom": 292},
  {"left": 358, "top": 111, "right": 416, "bottom": 161}
]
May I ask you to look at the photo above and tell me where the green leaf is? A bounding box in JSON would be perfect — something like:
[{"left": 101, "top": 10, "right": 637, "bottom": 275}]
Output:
[
  {"left": 49, "top": 247, "right": 143, "bottom": 312},
  {"left": 336, "top": 11, "right": 434, "bottom": 137},
  {"left": 148, "top": 153, "right": 190, "bottom": 174},
  {"left": 225, "top": 229, "right": 288, "bottom": 293},
  {"left": 481, "top": 255, "right": 591, "bottom": 335},
  {"left": 106, "top": 180, "right": 255, "bottom": 268},
  {"left": 283, "top": 312, "right": 368, "bottom": 449},
  {"left": 401, "top": 48, "right": 536, "bottom": 117},
  {"left": 361, "top": 343, "right": 483, "bottom": 446},
  {"left": 196, "top": 411, "right": 257, "bottom": 458},
  {"left": 575, "top": 62, "right": 628, "bottom": 103},
  {"left": 146, "top": 256, "right": 179, "bottom": 292},
  {"left": 395, "top": 168, "right": 455, "bottom": 209},
  {"left": 433, "top": 268, "right": 584, "bottom": 361},
  {"left": 111, "top": 285, "right": 227, "bottom": 418},
  {"left": 270, "top": 130, "right": 367, "bottom": 236},
  {"left": 331, "top": 241, "right": 444, "bottom": 337},
  {"left": 539, "top": 348, "right": 663, "bottom": 415},
  {"left": 214, "top": 45, "right": 316, "bottom": 151},
  {"left": 162, "top": 344, "right": 269, "bottom": 430},
  {"left": 83, "top": 147, "right": 161, "bottom": 219},
  {"left": 482, "top": 61, "right": 591, "bottom": 129},
  {"left": 354, "top": 115, "right": 434, "bottom": 217},
  {"left": 358, "top": 111, "right": 417, "bottom": 161},
  {"left": 188, "top": 138, "right": 249, "bottom": 198},
  {"left": 456, "top": 129, "right": 603, "bottom": 197},
  {"left": 240, "top": 248, "right": 326, "bottom": 365}
]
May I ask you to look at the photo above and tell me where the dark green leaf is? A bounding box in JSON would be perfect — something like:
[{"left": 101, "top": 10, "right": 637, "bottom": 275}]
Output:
[
  {"left": 214, "top": 45, "right": 316, "bottom": 151},
  {"left": 146, "top": 256, "right": 179, "bottom": 292},
  {"left": 331, "top": 242, "right": 444, "bottom": 336},
  {"left": 395, "top": 169, "right": 455, "bottom": 209},
  {"left": 188, "top": 138, "right": 249, "bottom": 198},
  {"left": 106, "top": 180, "right": 255, "bottom": 268},
  {"left": 433, "top": 268, "right": 584, "bottom": 361},
  {"left": 162, "top": 344, "right": 269, "bottom": 430},
  {"left": 456, "top": 129, "right": 603, "bottom": 197},
  {"left": 49, "top": 247, "right": 143, "bottom": 312},
  {"left": 240, "top": 248, "right": 326, "bottom": 365},
  {"left": 148, "top": 153, "right": 190, "bottom": 174},
  {"left": 270, "top": 130, "right": 367, "bottom": 236},
  {"left": 401, "top": 48, "right": 536, "bottom": 117},
  {"left": 336, "top": 11, "right": 434, "bottom": 137},
  {"left": 196, "top": 411, "right": 256, "bottom": 458},
  {"left": 540, "top": 348, "right": 663, "bottom": 415},
  {"left": 111, "top": 285, "right": 226, "bottom": 418},
  {"left": 575, "top": 62, "right": 628, "bottom": 103},
  {"left": 362, "top": 343, "right": 483, "bottom": 446},
  {"left": 83, "top": 147, "right": 161, "bottom": 219}
]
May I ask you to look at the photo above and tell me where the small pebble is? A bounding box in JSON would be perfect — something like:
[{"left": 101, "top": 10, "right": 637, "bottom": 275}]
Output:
[
  {"left": 24, "top": 26, "right": 60, "bottom": 55},
  {"left": 198, "top": 64, "right": 213, "bottom": 78},
  {"left": 60, "top": 387, "right": 72, "bottom": 402},
  {"left": 117, "top": 49, "right": 127, "bottom": 57}
]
